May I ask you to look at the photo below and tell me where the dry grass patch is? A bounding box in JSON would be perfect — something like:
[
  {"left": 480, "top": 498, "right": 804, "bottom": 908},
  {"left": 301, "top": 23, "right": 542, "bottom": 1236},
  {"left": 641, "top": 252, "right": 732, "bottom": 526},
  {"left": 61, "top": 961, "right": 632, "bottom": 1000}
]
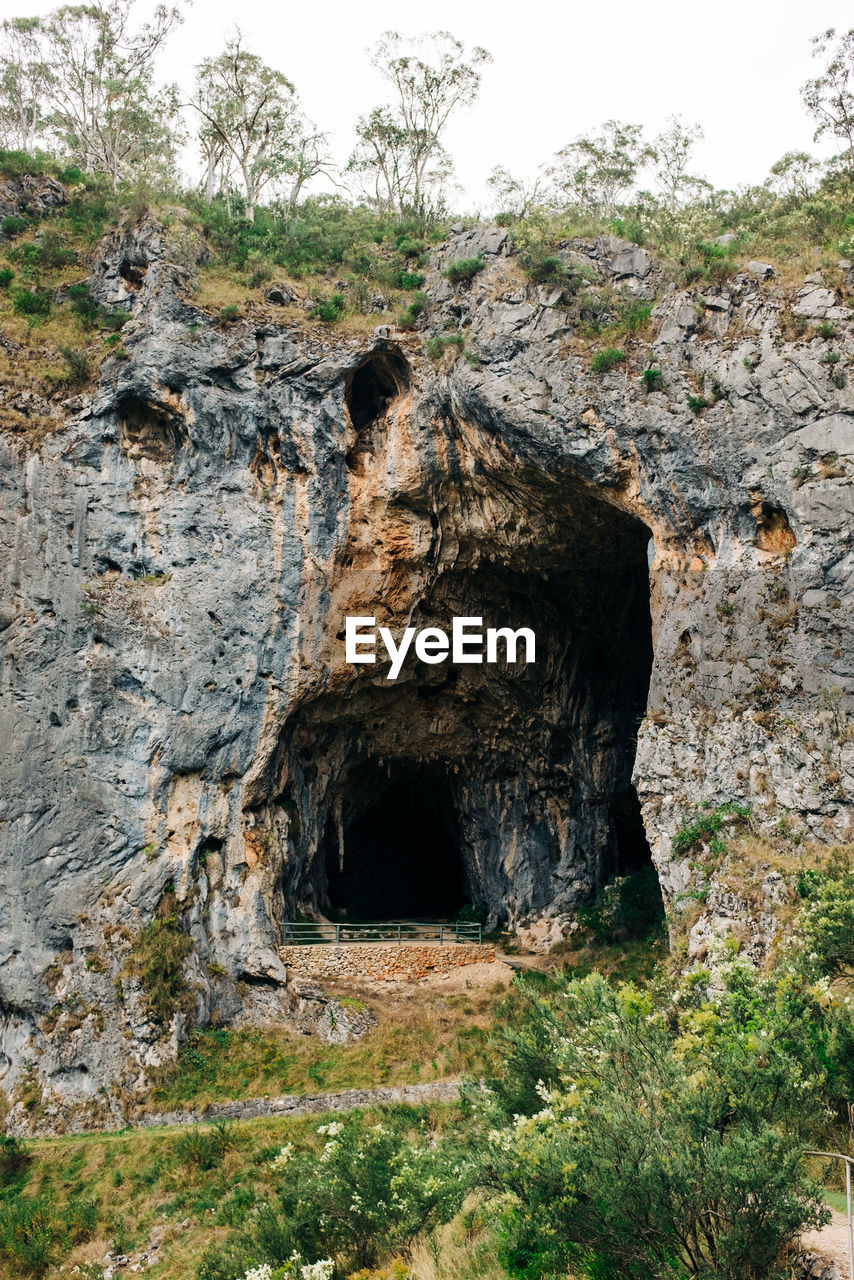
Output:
[{"left": 141, "top": 976, "right": 508, "bottom": 1115}]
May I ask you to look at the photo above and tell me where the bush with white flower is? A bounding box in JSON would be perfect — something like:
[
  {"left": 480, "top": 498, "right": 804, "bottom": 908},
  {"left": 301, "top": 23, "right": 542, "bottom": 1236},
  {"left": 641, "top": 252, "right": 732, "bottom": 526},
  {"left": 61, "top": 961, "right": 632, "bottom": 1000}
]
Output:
[
  {"left": 240, "top": 1256, "right": 333, "bottom": 1280},
  {"left": 197, "top": 1110, "right": 468, "bottom": 1279},
  {"left": 479, "top": 959, "right": 845, "bottom": 1280}
]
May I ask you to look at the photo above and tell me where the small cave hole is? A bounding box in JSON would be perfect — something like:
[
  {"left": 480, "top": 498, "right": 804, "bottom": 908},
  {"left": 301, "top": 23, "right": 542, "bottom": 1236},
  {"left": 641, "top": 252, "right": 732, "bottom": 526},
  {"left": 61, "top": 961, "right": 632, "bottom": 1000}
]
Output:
[
  {"left": 345, "top": 349, "right": 410, "bottom": 470},
  {"left": 323, "top": 765, "right": 465, "bottom": 920},
  {"left": 119, "top": 258, "right": 147, "bottom": 289},
  {"left": 118, "top": 394, "right": 187, "bottom": 463},
  {"left": 756, "top": 502, "right": 796, "bottom": 555}
]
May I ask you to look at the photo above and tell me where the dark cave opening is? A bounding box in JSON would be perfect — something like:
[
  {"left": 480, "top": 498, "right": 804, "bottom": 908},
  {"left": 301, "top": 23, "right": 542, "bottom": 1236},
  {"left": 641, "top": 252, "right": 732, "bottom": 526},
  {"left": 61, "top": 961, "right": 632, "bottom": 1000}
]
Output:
[
  {"left": 609, "top": 785, "right": 654, "bottom": 876},
  {"left": 323, "top": 765, "right": 466, "bottom": 920},
  {"left": 345, "top": 349, "right": 411, "bottom": 470},
  {"left": 280, "top": 470, "right": 659, "bottom": 926}
]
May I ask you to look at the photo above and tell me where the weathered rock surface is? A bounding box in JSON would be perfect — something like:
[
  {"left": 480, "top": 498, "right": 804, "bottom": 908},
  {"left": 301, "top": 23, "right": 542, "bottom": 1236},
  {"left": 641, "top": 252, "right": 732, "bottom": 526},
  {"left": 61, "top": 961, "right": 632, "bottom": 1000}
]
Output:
[{"left": 0, "top": 217, "right": 852, "bottom": 1116}]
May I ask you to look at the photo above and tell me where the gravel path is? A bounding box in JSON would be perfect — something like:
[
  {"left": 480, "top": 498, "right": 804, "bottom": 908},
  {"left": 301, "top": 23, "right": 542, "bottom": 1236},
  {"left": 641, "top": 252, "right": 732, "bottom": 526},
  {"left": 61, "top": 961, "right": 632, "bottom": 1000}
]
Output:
[{"left": 135, "top": 1078, "right": 463, "bottom": 1130}]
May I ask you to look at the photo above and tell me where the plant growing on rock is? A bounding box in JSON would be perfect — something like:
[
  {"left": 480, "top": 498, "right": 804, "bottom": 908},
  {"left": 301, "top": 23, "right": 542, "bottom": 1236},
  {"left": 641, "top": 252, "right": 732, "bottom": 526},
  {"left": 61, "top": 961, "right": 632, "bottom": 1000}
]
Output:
[
  {"left": 590, "top": 346, "right": 626, "bottom": 372},
  {"left": 126, "top": 886, "right": 193, "bottom": 1023},
  {"left": 444, "top": 254, "right": 484, "bottom": 283}
]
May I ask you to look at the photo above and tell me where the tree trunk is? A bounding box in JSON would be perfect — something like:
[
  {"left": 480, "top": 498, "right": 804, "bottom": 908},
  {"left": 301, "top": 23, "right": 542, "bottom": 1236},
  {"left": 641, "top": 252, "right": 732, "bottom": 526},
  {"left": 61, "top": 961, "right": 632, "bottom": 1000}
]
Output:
[{"left": 204, "top": 152, "right": 217, "bottom": 203}]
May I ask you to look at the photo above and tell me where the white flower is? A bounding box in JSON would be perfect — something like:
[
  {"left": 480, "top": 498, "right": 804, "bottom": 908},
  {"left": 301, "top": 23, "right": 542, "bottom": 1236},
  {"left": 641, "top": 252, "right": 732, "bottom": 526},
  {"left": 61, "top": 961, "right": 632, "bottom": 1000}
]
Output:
[
  {"left": 300, "top": 1261, "right": 334, "bottom": 1280},
  {"left": 242, "top": 1265, "right": 273, "bottom": 1280},
  {"left": 270, "top": 1142, "right": 294, "bottom": 1168},
  {"left": 317, "top": 1121, "right": 342, "bottom": 1138}
]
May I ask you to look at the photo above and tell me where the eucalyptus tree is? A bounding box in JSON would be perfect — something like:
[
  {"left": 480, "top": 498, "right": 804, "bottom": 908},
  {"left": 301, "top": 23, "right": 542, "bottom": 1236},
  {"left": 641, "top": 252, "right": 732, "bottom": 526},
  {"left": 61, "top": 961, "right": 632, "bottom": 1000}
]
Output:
[
  {"left": 348, "top": 30, "right": 491, "bottom": 217},
  {"left": 651, "top": 116, "right": 708, "bottom": 212},
  {"left": 549, "top": 119, "right": 651, "bottom": 218},
  {"left": 0, "top": 17, "right": 48, "bottom": 152},
  {"left": 35, "top": 0, "right": 185, "bottom": 187},
  {"left": 192, "top": 32, "right": 327, "bottom": 219},
  {"left": 802, "top": 28, "right": 854, "bottom": 177}
]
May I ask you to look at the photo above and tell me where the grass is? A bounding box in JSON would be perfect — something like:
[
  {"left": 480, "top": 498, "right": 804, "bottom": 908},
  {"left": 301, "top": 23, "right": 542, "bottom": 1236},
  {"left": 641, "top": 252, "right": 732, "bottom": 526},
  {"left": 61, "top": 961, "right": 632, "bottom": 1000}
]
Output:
[
  {"left": 142, "top": 978, "right": 506, "bottom": 1114},
  {"left": 0, "top": 1098, "right": 479, "bottom": 1280}
]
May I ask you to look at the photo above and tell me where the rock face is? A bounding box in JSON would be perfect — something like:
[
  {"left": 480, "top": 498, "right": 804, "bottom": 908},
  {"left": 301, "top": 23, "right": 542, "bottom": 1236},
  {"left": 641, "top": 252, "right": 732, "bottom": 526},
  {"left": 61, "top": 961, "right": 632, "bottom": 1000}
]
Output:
[{"left": 1, "top": 218, "right": 852, "bottom": 1115}]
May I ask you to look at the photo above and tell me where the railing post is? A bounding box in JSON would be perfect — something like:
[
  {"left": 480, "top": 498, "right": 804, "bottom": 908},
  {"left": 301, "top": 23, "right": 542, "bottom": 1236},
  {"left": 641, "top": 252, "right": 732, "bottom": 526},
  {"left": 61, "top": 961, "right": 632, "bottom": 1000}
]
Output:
[
  {"left": 455, "top": 921, "right": 459, "bottom": 943},
  {"left": 397, "top": 924, "right": 401, "bottom": 944},
  {"left": 335, "top": 924, "right": 340, "bottom": 944},
  {"left": 440, "top": 925, "right": 444, "bottom": 945}
]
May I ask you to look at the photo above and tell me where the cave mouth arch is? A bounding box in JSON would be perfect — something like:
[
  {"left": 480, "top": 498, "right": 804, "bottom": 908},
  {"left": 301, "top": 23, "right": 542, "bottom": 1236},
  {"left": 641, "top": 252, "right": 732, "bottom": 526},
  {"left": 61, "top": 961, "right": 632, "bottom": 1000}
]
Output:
[
  {"left": 345, "top": 348, "right": 411, "bottom": 472},
  {"left": 278, "top": 468, "right": 659, "bottom": 929},
  {"left": 346, "top": 348, "right": 410, "bottom": 430},
  {"left": 322, "top": 762, "right": 466, "bottom": 921}
]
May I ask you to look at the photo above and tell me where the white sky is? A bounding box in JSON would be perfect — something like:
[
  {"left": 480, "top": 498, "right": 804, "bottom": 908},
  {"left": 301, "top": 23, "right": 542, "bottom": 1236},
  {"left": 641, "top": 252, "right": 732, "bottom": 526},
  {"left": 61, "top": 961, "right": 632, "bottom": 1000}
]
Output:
[{"left": 3, "top": 0, "right": 853, "bottom": 209}]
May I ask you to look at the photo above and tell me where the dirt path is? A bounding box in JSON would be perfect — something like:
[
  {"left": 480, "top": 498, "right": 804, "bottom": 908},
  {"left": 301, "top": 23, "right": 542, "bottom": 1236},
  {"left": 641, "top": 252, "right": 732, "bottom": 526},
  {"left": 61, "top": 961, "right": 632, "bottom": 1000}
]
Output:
[
  {"left": 134, "top": 1078, "right": 463, "bottom": 1130},
  {"left": 801, "top": 1210, "right": 852, "bottom": 1275}
]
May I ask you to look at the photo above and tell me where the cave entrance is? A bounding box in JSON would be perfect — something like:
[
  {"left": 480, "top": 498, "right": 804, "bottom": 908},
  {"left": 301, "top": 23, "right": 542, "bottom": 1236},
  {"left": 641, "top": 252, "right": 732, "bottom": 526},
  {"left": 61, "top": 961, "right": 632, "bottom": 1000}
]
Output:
[
  {"left": 323, "top": 764, "right": 465, "bottom": 921},
  {"left": 345, "top": 348, "right": 410, "bottom": 470},
  {"left": 279, "top": 465, "right": 659, "bottom": 928}
]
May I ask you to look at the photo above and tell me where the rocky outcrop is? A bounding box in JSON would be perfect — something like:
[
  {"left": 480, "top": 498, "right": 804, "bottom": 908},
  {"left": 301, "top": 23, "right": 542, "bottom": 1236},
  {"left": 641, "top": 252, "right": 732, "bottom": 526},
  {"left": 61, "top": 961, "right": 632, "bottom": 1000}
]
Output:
[
  {"left": 0, "top": 214, "right": 852, "bottom": 1114},
  {"left": 0, "top": 172, "right": 66, "bottom": 226}
]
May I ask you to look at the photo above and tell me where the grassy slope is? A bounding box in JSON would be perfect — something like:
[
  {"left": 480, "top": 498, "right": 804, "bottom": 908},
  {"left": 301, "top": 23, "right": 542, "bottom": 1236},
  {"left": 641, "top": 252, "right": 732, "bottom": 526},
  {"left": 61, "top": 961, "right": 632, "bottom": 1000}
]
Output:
[{"left": 142, "top": 978, "right": 505, "bottom": 1114}]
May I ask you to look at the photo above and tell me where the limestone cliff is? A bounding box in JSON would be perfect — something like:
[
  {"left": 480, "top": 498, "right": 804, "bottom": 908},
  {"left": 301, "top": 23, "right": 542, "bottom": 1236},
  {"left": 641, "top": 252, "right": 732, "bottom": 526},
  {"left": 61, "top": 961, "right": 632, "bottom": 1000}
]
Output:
[{"left": 0, "top": 215, "right": 852, "bottom": 1125}]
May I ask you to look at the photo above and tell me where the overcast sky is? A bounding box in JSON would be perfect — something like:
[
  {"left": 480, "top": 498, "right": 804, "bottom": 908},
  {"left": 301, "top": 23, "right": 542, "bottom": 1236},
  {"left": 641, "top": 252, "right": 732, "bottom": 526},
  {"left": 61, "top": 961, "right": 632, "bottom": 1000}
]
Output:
[{"left": 4, "top": 0, "right": 853, "bottom": 209}]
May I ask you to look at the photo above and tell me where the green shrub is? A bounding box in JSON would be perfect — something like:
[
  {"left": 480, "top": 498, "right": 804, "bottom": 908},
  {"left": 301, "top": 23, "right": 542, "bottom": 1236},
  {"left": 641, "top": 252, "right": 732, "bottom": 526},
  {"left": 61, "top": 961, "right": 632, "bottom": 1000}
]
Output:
[
  {"left": 57, "top": 165, "right": 83, "bottom": 184},
  {"left": 1, "top": 215, "right": 27, "bottom": 238},
  {"left": 56, "top": 345, "right": 90, "bottom": 386},
  {"left": 66, "top": 283, "right": 129, "bottom": 331},
  {"left": 611, "top": 217, "right": 646, "bottom": 245},
  {"left": 397, "top": 290, "right": 428, "bottom": 330},
  {"left": 197, "top": 1110, "right": 466, "bottom": 1276},
  {"left": 66, "top": 282, "right": 99, "bottom": 325},
  {"left": 798, "top": 857, "right": 854, "bottom": 978},
  {"left": 397, "top": 270, "right": 423, "bottom": 289},
  {"left": 671, "top": 802, "right": 752, "bottom": 856},
  {"left": 397, "top": 236, "right": 427, "bottom": 257},
  {"left": 619, "top": 300, "right": 652, "bottom": 333},
  {"left": 175, "top": 1121, "right": 235, "bottom": 1171},
  {"left": 0, "top": 149, "right": 60, "bottom": 179},
  {"left": 642, "top": 365, "right": 663, "bottom": 391},
  {"left": 814, "top": 320, "right": 837, "bottom": 338},
  {"left": 426, "top": 332, "right": 464, "bottom": 360},
  {"left": 687, "top": 393, "right": 711, "bottom": 414},
  {"left": 220, "top": 303, "right": 239, "bottom": 322},
  {"left": 12, "top": 288, "right": 50, "bottom": 318},
  {"left": 0, "top": 267, "right": 13, "bottom": 289},
  {"left": 101, "top": 306, "right": 131, "bottom": 331},
  {"left": 0, "top": 1135, "right": 30, "bottom": 1185},
  {"left": 590, "top": 346, "right": 626, "bottom": 372},
  {"left": 577, "top": 865, "right": 664, "bottom": 943},
  {"left": 445, "top": 255, "right": 485, "bottom": 284},
  {"left": 127, "top": 890, "right": 193, "bottom": 1023},
  {"left": 0, "top": 1194, "right": 96, "bottom": 1276},
  {"left": 485, "top": 967, "right": 833, "bottom": 1280},
  {"left": 525, "top": 254, "right": 567, "bottom": 285},
  {"left": 311, "top": 292, "right": 346, "bottom": 322}
]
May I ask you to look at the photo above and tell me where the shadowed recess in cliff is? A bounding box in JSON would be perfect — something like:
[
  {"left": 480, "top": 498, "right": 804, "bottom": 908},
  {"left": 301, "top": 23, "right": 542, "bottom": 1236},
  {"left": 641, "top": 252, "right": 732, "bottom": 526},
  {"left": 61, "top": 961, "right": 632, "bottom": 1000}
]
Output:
[
  {"left": 271, "top": 469, "right": 656, "bottom": 927},
  {"left": 345, "top": 347, "right": 410, "bottom": 471},
  {"left": 322, "top": 763, "right": 466, "bottom": 920}
]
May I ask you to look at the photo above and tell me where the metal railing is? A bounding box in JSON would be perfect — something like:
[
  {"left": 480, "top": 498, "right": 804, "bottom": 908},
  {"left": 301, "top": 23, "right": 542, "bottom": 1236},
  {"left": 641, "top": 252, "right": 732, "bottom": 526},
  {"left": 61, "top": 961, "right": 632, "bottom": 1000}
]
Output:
[{"left": 281, "top": 920, "right": 483, "bottom": 946}]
